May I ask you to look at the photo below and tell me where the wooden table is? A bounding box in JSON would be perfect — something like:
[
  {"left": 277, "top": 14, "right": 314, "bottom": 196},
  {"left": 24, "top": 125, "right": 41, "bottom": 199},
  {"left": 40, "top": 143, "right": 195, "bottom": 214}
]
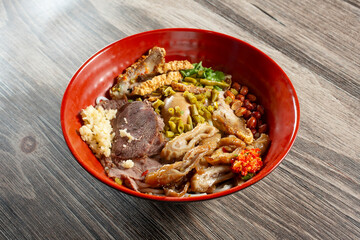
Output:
[{"left": 1, "top": 0, "right": 359, "bottom": 239}]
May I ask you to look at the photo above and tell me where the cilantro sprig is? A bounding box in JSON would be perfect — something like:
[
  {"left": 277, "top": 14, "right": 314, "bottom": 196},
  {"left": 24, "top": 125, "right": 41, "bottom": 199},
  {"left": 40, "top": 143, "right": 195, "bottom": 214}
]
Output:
[{"left": 180, "top": 62, "right": 225, "bottom": 82}]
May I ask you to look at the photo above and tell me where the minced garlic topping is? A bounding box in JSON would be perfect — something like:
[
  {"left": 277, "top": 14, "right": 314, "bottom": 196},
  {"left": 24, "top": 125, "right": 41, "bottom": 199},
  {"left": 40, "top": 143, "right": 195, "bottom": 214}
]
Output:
[
  {"left": 119, "top": 128, "right": 136, "bottom": 142},
  {"left": 79, "top": 105, "right": 117, "bottom": 157},
  {"left": 122, "top": 160, "right": 134, "bottom": 169}
]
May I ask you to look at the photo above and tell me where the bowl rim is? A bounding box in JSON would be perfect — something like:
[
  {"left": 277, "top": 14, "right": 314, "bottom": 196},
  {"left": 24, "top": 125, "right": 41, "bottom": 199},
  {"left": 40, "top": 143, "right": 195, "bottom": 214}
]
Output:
[{"left": 61, "top": 28, "right": 300, "bottom": 202}]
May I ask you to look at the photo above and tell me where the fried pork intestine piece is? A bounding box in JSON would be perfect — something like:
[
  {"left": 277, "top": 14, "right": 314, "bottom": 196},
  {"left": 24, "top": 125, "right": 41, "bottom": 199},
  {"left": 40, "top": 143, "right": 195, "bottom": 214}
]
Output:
[
  {"left": 206, "top": 134, "right": 270, "bottom": 166},
  {"left": 246, "top": 133, "right": 271, "bottom": 155},
  {"left": 110, "top": 47, "right": 166, "bottom": 99},
  {"left": 171, "top": 82, "right": 210, "bottom": 94},
  {"left": 131, "top": 71, "right": 182, "bottom": 96},
  {"left": 203, "top": 136, "right": 246, "bottom": 165},
  {"left": 156, "top": 60, "right": 193, "bottom": 74},
  {"left": 190, "top": 165, "right": 235, "bottom": 193},
  {"left": 161, "top": 123, "right": 220, "bottom": 162},
  {"left": 160, "top": 133, "right": 221, "bottom": 197},
  {"left": 145, "top": 147, "right": 203, "bottom": 188},
  {"left": 145, "top": 139, "right": 218, "bottom": 188},
  {"left": 201, "top": 132, "right": 221, "bottom": 150},
  {"left": 212, "top": 95, "right": 253, "bottom": 144},
  {"left": 163, "top": 182, "right": 191, "bottom": 197},
  {"left": 205, "top": 146, "right": 244, "bottom": 165},
  {"left": 219, "top": 136, "right": 246, "bottom": 148}
]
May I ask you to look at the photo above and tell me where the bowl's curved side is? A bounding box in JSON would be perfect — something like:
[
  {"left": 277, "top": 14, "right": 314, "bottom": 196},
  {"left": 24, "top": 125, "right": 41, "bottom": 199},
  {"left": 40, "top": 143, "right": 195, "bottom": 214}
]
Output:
[{"left": 61, "top": 28, "right": 300, "bottom": 202}]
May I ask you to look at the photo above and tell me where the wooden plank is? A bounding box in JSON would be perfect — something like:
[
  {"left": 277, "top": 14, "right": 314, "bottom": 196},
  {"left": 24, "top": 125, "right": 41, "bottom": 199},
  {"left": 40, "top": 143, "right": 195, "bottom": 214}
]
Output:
[{"left": 0, "top": 0, "right": 359, "bottom": 239}]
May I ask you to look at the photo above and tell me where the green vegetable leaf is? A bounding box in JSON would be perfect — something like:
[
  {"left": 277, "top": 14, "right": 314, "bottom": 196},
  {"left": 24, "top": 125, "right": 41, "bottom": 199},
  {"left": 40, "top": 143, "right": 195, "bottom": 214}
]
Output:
[
  {"left": 181, "top": 62, "right": 225, "bottom": 80},
  {"left": 241, "top": 173, "right": 255, "bottom": 181},
  {"left": 215, "top": 71, "right": 225, "bottom": 81},
  {"left": 180, "top": 62, "right": 227, "bottom": 89}
]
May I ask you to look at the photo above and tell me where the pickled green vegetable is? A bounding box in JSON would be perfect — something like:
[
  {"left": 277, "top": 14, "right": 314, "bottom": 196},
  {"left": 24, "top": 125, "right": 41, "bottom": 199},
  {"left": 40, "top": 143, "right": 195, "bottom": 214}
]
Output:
[
  {"left": 163, "top": 87, "right": 176, "bottom": 96},
  {"left": 184, "top": 92, "right": 197, "bottom": 104},
  {"left": 200, "top": 79, "right": 229, "bottom": 88},
  {"left": 230, "top": 88, "right": 238, "bottom": 96},
  {"left": 169, "top": 121, "right": 177, "bottom": 132},
  {"left": 175, "top": 106, "right": 182, "bottom": 116},
  {"left": 166, "top": 131, "right": 175, "bottom": 138},
  {"left": 183, "top": 77, "right": 197, "bottom": 84},
  {"left": 178, "top": 120, "right": 184, "bottom": 133},
  {"left": 168, "top": 107, "right": 175, "bottom": 115},
  {"left": 225, "top": 96, "right": 233, "bottom": 104},
  {"left": 152, "top": 99, "right": 164, "bottom": 109},
  {"left": 207, "top": 105, "right": 214, "bottom": 113},
  {"left": 190, "top": 104, "right": 199, "bottom": 116},
  {"left": 204, "top": 90, "right": 211, "bottom": 99},
  {"left": 211, "top": 89, "right": 219, "bottom": 102}
]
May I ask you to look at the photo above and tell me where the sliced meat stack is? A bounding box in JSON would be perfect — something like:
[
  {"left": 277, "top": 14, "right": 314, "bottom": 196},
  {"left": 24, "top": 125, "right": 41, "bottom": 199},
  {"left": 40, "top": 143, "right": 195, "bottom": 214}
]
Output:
[
  {"left": 111, "top": 101, "right": 165, "bottom": 159},
  {"left": 95, "top": 99, "right": 166, "bottom": 192}
]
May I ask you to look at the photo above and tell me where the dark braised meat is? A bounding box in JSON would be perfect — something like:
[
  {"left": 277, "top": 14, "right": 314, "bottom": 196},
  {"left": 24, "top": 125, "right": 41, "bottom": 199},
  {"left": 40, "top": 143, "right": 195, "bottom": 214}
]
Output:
[
  {"left": 111, "top": 101, "right": 165, "bottom": 159},
  {"left": 96, "top": 99, "right": 127, "bottom": 110},
  {"left": 107, "top": 157, "right": 162, "bottom": 192}
]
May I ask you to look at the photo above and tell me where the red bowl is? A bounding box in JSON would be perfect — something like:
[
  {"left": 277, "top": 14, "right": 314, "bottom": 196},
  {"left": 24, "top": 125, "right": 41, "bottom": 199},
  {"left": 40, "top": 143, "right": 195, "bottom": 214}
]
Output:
[{"left": 61, "top": 28, "right": 300, "bottom": 202}]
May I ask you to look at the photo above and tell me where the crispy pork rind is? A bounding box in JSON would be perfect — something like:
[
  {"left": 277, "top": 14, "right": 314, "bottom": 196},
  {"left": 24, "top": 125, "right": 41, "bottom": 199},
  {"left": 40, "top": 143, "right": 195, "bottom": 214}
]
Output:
[
  {"left": 110, "top": 47, "right": 166, "bottom": 99},
  {"left": 246, "top": 133, "right": 271, "bottom": 155},
  {"left": 131, "top": 71, "right": 182, "bottom": 96},
  {"left": 171, "top": 82, "right": 210, "bottom": 94},
  {"left": 212, "top": 96, "right": 253, "bottom": 144},
  {"left": 156, "top": 60, "right": 193, "bottom": 74},
  {"left": 160, "top": 123, "right": 219, "bottom": 162}
]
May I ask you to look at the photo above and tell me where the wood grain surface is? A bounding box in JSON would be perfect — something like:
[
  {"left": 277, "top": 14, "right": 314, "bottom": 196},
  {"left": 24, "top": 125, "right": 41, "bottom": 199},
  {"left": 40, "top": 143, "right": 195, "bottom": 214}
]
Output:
[{"left": 0, "top": 0, "right": 359, "bottom": 239}]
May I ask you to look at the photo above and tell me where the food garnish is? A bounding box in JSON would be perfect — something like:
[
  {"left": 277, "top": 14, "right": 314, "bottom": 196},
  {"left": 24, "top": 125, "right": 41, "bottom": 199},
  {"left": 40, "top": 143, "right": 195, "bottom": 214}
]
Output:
[{"left": 231, "top": 148, "right": 263, "bottom": 179}]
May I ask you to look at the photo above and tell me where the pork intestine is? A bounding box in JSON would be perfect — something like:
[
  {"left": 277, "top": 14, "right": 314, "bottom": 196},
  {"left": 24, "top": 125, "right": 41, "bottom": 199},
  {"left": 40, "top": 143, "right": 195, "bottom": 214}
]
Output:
[{"left": 160, "top": 123, "right": 219, "bottom": 162}]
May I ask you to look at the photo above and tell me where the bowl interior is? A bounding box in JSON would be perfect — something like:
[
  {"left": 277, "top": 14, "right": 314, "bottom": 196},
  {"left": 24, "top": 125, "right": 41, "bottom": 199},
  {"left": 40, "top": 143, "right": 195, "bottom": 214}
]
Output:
[{"left": 61, "top": 29, "right": 300, "bottom": 202}]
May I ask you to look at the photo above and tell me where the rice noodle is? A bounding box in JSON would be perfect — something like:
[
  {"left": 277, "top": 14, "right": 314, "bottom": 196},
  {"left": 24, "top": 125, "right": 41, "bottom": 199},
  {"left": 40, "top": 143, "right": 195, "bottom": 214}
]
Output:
[
  {"left": 213, "top": 184, "right": 232, "bottom": 193},
  {"left": 96, "top": 96, "right": 109, "bottom": 105},
  {"left": 139, "top": 188, "right": 165, "bottom": 194},
  {"left": 184, "top": 193, "right": 208, "bottom": 197}
]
